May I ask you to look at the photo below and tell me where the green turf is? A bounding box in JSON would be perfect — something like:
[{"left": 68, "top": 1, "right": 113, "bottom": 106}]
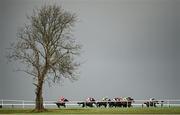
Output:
[{"left": 0, "top": 107, "right": 180, "bottom": 114}]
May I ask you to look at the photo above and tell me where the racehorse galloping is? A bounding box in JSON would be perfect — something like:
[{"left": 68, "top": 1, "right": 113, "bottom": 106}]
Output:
[
  {"left": 108, "top": 97, "right": 123, "bottom": 108},
  {"left": 108, "top": 99, "right": 116, "bottom": 108},
  {"left": 77, "top": 97, "right": 96, "bottom": 108},
  {"left": 96, "top": 101, "right": 108, "bottom": 108},
  {"left": 55, "top": 97, "right": 69, "bottom": 108},
  {"left": 121, "top": 97, "right": 134, "bottom": 107},
  {"left": 96, "top": 98, "right": 110, "bottom": 108},
  {"left": 144, "top": 98, "right": 159, "bottom": 107},
  {"left": 108, "top": 97, "right": 134, "bottom": 108}
]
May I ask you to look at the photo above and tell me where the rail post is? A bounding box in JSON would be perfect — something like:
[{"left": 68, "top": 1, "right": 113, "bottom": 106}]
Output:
[
  {"left": 44, "top": 102, "right": 46, "bottom": 108},
  {"left": 2, "top": 99, "right": 3, "bottom": 107},
  {"left": 161, "top": 101, "right": 163, "bottom": 108},
  {"left": 168, "top": 100, "right": 170, "bottom": 108},
  {"left": 127, "top": 100, "right": 128, "bottom": 108},
  {"left": 22, "top": 100, "right": 24, "bottom": 109}
]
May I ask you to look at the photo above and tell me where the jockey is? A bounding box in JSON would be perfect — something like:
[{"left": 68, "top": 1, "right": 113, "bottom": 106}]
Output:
[
  {"left": 86, "top": 97, "right": 95, "bottom": 102},
  {"left": 150, "top": 98, "right": 155, "bottom": 102},
  {"left": 150, "top": 98, "right": 154, "bottom": 100},
  {"left": 86, "top": 97, "right": 90, "bottom": 102},
  {"left": 113, "top": 97, "right": 119, "bottom": 101},
  {"left": 123, "top": 97, "right": 128, "bottom": 100},
  {"left": 59, "top": 96, "right": 65, "bottom": 102},
  {"left": 90, "top": 97, "right": 92, "bottom": 101},
  {"left": 102, "top": 96, "right": 108, "bottom": 101},
  {"left": 112, "top": 98, "right": 116, "bottom": 101},
  {"left": 90, "top": 97, "right": 94, "bottom": 101}
]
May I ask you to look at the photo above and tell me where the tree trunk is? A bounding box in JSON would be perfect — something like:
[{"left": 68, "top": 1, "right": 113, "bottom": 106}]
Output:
[{"left": 35, "top": 80, "right": 45, "bottom": 112}]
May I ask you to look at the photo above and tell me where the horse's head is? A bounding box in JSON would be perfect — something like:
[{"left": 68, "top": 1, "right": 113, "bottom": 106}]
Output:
[
  {"left": 114, "top": 97, "right": 123, "bottom": 102},
  {"left": 77, "top": 102, "right": 82, "bottom": 105},
  {"left": 91, "top": 98, "right": 96, "bottom": 102},
  {"left": 154, "top": 100, "right": 159, "bottom": 104},
  {"left": 149, "top": 98, "right": 159, "bottom": 103},
  {"left": 64, "top": 99, "right": 69, "bottom": 102},
  {"left": 127, "top": 97, "right": 134, "bottom": 102}
]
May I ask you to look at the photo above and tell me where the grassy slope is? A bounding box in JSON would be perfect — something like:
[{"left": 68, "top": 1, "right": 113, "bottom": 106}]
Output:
[{"left": 0, "top": 107, "right": 180, "bottom": 114}]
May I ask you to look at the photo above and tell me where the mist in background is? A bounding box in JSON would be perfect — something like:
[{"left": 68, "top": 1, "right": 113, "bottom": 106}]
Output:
[{"left": 0, "top": 0, "right": 180, "bottom": 101}]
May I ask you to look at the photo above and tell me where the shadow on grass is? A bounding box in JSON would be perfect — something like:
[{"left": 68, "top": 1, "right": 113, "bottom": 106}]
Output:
[{"left": 0, "top": 107, "right": 180, "bottom": 114}]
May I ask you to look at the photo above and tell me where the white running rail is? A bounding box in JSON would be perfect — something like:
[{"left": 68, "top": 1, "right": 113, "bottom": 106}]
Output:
[{"left": 1, "top": 99, "right": 180, "bottom": 108}]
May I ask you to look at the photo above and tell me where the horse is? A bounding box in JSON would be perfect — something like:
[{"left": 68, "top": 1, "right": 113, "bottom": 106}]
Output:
[
  {"left": 144, "top": 98, "right": 159, "bottom": 107},
  {"left": 96, "top": 101, "right": 108, "bottom": 108},
  {"left": 55, "top": 98, "right": 69, "bottom": 108},
  {"left": 96, "top": 99, "right": 110, "bottom": 108},
  {"left": 121, "top": 97, "right": 134, "bottom": 107},
  {"left": 77, "top": 101, "right": 96, "bottom": 107},
  {"left": 108, "top": 97, "right": 134, "bottom": 108},
  {"left": 77, "top": 97, "right": 96, "bottom": 108},
  {"left": 108, "top": 99, "right": 116, "bottom": 108},
  {"left": 144, "top": 101, "right": 159, "bottom": 107},
  {"left": 108, "top": 98, "right": 123, "bottom": 108}
]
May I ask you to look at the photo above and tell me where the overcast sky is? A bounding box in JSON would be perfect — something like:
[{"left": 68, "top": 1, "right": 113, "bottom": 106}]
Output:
[{"left": 0, "top": 0, "right": 180, "bottom": 101}]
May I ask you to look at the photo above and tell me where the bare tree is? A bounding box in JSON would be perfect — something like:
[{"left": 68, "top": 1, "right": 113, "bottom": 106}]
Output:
[{"left": 7, "top": 5, "right": 81, "bottom": 112}]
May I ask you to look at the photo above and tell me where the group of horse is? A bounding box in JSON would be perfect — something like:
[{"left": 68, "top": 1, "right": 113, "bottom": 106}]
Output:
[
  {"left": 143, "top": 98, "right": 164, "bottom": 107},
  {"left": 78, "top": 97, "right": 134, "bottom": 108},
  {"left": 55, "top": 97, "right": 135, "bottom": 108},
  {"left": 55, "top": 97, "right": 163, "bottom": 108}
]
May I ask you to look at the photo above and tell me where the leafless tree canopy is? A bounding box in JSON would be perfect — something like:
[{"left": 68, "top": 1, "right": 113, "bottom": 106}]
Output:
[
  {"left": 9, "top": 5, "right": 81, "bottom": 84},
  {"left": 7, "top": 5, "right": 81, "bottom": 111}
]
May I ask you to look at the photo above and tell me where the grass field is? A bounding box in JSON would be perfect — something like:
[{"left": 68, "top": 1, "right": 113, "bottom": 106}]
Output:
[{"left": 0, "top": 107, "right": 180, "bottom": 114}]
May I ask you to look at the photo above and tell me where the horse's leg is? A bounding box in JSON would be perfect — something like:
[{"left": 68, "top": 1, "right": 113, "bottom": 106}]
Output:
[
  {"left": 128, "top": 102, "right": 130, "bottom": 107},
  {"left": 129, "top": 103, "right": 132, "bottom": 107},
  {"left": 89, "top": 103, "right": 91, "bottom": 107},
  {"left": 85, "top": 102, "right": 88, "bottom": 108},
  {"left": 90, "top": 103, "right": 93, "bottom": 107},
  {"left": 57, "top": 104, "right": 60, "bottom": 108},
  {"left": 154, "top": 103, "right": 157, "bottom": 107},
  {"left": 96, "top": 103, "right": 99, "bottom": 107},
  {"left": 98, "top": 103, "right": 100, "bottom": 108},
  {"left": 147, "top": 103, "right": 149, "bottom": 107},
  {"left": 105, "top": 104, "right": 107, "bottom": 108}
]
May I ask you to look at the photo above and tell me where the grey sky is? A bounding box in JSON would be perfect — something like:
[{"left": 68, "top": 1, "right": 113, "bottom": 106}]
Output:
[{"left": 0, "top": 0, "right": 180, "bottom": 101}]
